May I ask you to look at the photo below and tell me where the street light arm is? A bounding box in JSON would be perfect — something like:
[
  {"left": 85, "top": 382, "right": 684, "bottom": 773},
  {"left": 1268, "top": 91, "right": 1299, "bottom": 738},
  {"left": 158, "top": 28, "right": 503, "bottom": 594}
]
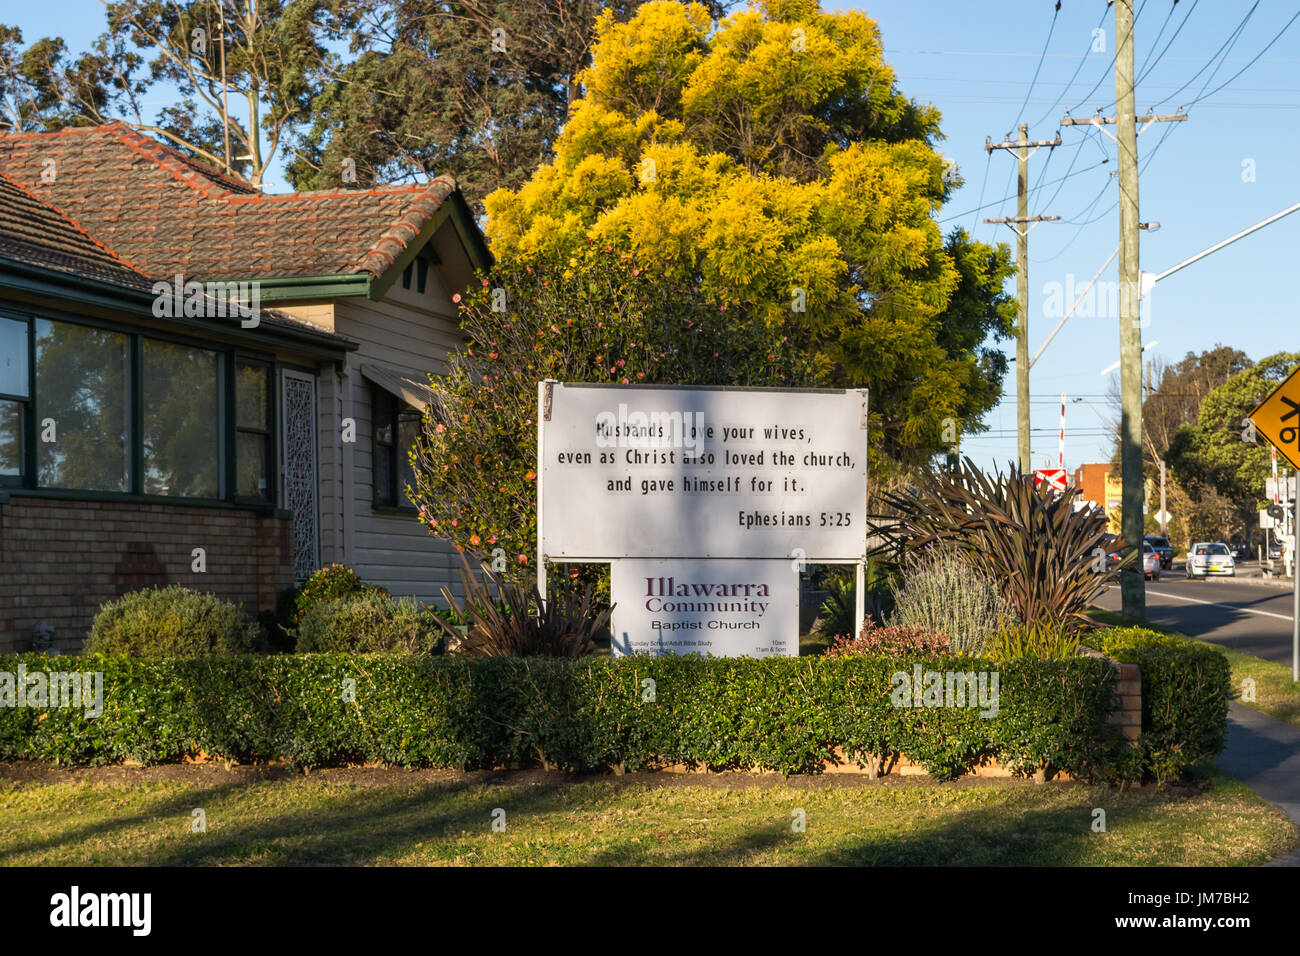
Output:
[{"left": 1145, "top": 200, "right": 1300, "bottom": 292}]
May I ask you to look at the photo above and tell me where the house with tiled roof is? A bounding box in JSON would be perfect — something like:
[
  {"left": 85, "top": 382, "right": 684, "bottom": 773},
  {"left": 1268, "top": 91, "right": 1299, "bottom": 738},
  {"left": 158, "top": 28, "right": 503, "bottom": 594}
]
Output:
[{"left": 0, "top": 122, "right": 490, "bottom": 652}]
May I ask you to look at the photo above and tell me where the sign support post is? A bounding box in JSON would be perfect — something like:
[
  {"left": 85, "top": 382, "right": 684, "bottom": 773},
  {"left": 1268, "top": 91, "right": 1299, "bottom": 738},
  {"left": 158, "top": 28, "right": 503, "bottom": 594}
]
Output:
[{"left": 1247, "top": 365, "right": 1300, "bottom": 682}]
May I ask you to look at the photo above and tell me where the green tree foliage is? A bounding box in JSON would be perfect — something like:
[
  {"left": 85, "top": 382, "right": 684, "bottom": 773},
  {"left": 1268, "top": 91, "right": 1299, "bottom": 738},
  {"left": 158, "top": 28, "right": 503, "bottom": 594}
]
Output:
[
  {"left": 407, "top": 244, "right": 816, "bottom": 569},
  {"left": 0, "top": 24, "right": 142, "bottom": 133},
  {"left": 1105, "top": 346, "right": 1253, "bottom": 547},
  {"left": 484, "top": 0, "right": 1015, "bottom": 470},
  {"left": 1, "top": 1, "right": 332, "bottom": 187},
  {"left": 1168, "top": 351, "right": 1300, "bottom": 530},
  {"left": 289, "top": 0, "right": 728, "bottom": 204}
]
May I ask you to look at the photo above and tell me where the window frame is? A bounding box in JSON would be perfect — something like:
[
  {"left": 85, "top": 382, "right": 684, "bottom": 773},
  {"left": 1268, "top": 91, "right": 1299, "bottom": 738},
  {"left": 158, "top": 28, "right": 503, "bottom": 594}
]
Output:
[
  {"left": 0, "top": 302, "right": 299, "bottom": 512},
  {"left": 232, "top": 356, "right": 276, "bottom": 505},
  {"left": 0, "top": 312, "right": 31, "bottom": 487},
  {"left": 370, "top": 382, "right": 419, "bottom": 512}
]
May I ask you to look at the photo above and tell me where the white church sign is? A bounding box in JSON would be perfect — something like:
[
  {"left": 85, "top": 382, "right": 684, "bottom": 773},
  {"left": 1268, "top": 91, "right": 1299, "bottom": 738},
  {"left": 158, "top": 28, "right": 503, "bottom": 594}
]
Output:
[
  {"left": 537, "top": 383, "right": 868, "bottom": 561},
  {"left": 536, "top": 382, "right": 868, "bottom": 659},
  {"left": 609, "top": 559, "right": 798, "bottom": 658}
]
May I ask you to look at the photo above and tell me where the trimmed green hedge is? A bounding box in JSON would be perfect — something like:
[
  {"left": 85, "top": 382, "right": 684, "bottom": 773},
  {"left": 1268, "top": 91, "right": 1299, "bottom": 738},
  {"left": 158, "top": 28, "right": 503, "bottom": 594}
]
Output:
[
  {"left": 1089, "top": 627, "right": 1233, "bottom": 783},
  {"left": 0, "top": 653, "right": 1126, "bottom": 780}
]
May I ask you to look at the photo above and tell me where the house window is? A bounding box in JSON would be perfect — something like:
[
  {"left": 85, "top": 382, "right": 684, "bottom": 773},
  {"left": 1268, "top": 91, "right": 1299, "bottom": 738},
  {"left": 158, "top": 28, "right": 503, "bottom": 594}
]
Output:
[
  {"left": 0, "top": 399, "right": 21, "bottom": 478},
  {"left": 5, "top": 310, "right": 298, "bottom": 506},
  {"left": 34, "top": 318, "right": 131, "bottom": 492},
  {"left": 142, "top": 338, "right": 221, "bottom": 497},
  {"left": 371, "top": 385, "right": 419, "bottom": 509},
  {"left": 235, "top": 361, "right": 273, "bottom": 502},
  {"left": 0, "top": 316, "right": 28, "bottom": 481}
]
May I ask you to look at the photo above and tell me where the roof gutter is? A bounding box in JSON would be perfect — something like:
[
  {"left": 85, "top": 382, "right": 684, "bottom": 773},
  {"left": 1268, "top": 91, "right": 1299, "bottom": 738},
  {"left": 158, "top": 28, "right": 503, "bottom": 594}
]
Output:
[
  {"left": 0, "top": 258, "right": 358, "bottom": 360},
  {"left": 253, "top": 273, "right": 373, "bottom": 301}
]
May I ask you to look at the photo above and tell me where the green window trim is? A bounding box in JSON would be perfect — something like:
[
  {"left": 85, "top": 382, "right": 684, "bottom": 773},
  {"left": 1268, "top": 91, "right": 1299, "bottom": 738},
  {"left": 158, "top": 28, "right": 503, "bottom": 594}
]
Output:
[{"left": 0, "top": 305, "right": 310, "bottom": 507}]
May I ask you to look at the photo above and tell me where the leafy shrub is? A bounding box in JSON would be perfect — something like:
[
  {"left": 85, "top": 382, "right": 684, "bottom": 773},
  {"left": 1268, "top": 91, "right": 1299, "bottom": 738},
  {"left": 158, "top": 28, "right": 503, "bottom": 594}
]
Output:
[
  {"left": 434, "top": 555, "right": 609, "bottom": 657},
  {"left": 257, "top": 586, "right": 301, "bottom": 654},
  {"left": 295, "top": 564, "right": 387, "bottom": 619},
  {"left": 875, "top": 457, "right": 1116, "bottom": 630},
  {"left": 0, "top": 652, "right": 1119, "bottom": 780},
  {"left": 84, "top": 586, "right": 257, "bottom": 658},
  {"left": 1090, "top": 627, "right": 1232, "bottom": 783},
  {"left": 890, "top": 548, "right": 1013, "bottom": 654},
  {"left": 827, "top": 620, "right": 950, "bottom": 656},
  {"left": 987, "top": 621, "right": 1081, "bottom": 662},
  {"left": 813, "top": 575, "right": 856, "bottom": 640},
  {"left": 295, "top": 591, "right": 443, "bottom": 654}
]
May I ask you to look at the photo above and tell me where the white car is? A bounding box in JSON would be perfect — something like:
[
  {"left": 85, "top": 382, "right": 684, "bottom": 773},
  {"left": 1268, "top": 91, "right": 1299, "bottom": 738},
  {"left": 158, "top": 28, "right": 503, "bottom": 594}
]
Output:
[
  {"left": 1142, "top": 542, "right": 1161, "bottom": 581},
  {"left": 1186, "top": 542, "right": 1235, "bottom": 579}
]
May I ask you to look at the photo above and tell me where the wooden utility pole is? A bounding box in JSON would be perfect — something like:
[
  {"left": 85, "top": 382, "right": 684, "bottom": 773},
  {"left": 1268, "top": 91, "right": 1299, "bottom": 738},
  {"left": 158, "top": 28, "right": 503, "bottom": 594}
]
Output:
[
  {"left": 1115, "top": 0, "right": 1144, "bottom": 620},
  {"left": 984, "top": 124, "right": 1061, "bottom": 473},
  {"left": 1061, "top": 3, "right": 1185, "bottom": 621}
]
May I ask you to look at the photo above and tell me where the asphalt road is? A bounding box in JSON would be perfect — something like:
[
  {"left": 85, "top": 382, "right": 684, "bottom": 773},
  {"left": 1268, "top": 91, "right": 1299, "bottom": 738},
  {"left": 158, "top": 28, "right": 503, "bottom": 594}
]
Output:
[{"left": 1095, "top": 562, "right": 1297, "bottom": 664}]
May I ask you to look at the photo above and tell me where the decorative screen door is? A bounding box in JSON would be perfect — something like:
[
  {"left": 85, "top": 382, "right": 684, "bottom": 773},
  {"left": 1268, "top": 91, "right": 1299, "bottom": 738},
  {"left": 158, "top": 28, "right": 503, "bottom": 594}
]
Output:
[{"left": 280, "top": 369, "right": 320, "bottom": 583}]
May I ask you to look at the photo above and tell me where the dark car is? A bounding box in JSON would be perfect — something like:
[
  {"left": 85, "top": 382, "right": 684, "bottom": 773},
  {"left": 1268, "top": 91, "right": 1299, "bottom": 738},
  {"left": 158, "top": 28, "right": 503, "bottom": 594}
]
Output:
[
  {"left": 1144, "top": 535, "right": 1173, "bottom": 570},
  {"left": 1229, "top": 540, "right": 1249, "bottom": 560}
]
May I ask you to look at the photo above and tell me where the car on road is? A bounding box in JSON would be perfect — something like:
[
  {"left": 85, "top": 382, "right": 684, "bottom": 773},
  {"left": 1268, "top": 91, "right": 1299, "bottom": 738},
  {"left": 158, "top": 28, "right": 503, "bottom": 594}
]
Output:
[
  {"left": 1142, "top": 542, "right": 1161, "bottom": 581},
  {"left": 1186, "top": 542, "right": 1235, "bottom": 579},
  {"left": 1229, "top": 540, "right": 1250, "bottom": 560},
  {"left": 1144, "top": 535, "right": 1173, "bottom": 569}
]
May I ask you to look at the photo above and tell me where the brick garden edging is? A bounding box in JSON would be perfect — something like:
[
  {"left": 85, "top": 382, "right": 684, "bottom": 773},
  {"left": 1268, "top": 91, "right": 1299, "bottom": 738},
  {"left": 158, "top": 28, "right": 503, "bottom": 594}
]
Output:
[{"left": 1078, "top": 644, "right": 1141, "bottom": 742}]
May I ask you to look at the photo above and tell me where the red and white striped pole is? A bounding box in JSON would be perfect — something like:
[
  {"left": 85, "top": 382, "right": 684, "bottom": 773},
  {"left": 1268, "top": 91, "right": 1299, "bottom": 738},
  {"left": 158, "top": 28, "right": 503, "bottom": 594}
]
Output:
[{"left": 1059, "top": 393, "right": 1066, "bottom": 470}]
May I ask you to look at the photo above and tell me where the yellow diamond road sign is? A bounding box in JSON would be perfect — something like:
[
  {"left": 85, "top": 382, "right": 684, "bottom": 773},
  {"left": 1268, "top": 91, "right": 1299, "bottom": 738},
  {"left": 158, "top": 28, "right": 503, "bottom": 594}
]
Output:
[{"left": 1250, "top": 364, "right": 1300, "bottom": 471}]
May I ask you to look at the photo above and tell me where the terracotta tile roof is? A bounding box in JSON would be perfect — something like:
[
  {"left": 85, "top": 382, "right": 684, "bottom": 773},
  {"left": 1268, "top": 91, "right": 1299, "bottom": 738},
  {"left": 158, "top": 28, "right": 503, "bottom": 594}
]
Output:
[
  {"left": 0, "top": 169, "right": 153, "bottom": 291},
  {"left": 0, "top": 168, "right": 351, "bottom": 346},
  {"left": 0, "top": 122, "right": 460, "bottom": 282}
]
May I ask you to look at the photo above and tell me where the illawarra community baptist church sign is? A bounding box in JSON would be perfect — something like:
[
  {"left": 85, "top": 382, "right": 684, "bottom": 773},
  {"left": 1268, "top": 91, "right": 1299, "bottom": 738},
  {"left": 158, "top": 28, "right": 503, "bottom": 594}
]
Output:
[{"left": 536, "top": 383, "right": 869, "bottom": 657}]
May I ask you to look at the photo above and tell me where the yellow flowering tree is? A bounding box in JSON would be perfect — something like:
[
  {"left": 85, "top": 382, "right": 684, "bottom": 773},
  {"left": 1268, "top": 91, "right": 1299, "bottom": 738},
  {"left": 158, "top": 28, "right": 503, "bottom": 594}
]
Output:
[{"left": 486, "top": 0, "right": 1016, "bottom": 471}]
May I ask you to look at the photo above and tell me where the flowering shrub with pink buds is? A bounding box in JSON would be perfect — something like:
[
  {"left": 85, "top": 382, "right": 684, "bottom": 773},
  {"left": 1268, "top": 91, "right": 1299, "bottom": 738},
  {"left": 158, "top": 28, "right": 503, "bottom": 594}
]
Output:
[{"left": 826, "top": 620, "right": 952, "bottom": 657}]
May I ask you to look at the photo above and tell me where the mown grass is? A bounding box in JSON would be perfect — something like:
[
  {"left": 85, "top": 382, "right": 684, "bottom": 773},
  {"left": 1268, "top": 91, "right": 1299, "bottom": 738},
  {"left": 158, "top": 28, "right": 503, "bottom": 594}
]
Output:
[
  {"left": 0, "top": 769, "right": 1292, "bottom": 866},
  {"left": 1087, "top": 605, "right": 1300, "bottom": 728}
]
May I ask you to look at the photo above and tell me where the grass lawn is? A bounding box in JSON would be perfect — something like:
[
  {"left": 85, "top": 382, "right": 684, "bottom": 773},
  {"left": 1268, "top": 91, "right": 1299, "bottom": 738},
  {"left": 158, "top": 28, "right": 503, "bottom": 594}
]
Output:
[
  {"left": 1087, "top": 605, "right": 1300, "bottom": 728},
  {"left": 0, "top": 766, "right": 1293, "bottom": 866}
]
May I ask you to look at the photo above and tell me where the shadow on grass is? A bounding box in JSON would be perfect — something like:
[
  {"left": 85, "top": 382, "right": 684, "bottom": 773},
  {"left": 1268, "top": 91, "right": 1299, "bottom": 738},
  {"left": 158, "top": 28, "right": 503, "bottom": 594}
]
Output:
[
  {"left": 6, "top": 774, "right": 1284, "bottom": 867},
  {"left": 0, "top": 780, "right": 246, "bottom": 865},
  {"left": 123, "top": 779, "right": 584, "bottom": 866}
]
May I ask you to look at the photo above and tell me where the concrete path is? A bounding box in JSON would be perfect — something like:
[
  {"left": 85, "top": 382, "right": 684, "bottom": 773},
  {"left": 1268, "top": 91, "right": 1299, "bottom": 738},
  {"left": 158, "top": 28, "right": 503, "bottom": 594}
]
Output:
[{"left": 1215, "top": 702, "right": 1300, "bottom": 866}]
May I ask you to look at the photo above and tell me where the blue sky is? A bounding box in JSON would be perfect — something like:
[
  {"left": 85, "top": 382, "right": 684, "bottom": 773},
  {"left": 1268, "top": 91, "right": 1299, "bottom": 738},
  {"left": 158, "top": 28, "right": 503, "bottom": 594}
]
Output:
[
  {"left": 9, "top": 1, "right": 1300, "bottom": 474},
  {"left": 863, "top": 0, "right": 1300, "bottom": 472}
]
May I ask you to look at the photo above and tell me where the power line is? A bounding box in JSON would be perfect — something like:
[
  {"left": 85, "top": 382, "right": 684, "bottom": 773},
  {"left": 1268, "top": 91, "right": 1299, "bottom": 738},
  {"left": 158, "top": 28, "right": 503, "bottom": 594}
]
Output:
[
  {"left": 941, "top": 157, "right": 1107, "bottom": 223},
  {"left": 1150, "top": 1, "right": 1259, "bottom": 109},
  {"left": 968, "top": 152, "right": 993, "bottom": 232},
  {"left": 1136, "top": 1, "right": 1180, "bottom": 82},
  {"left": 1015, "top": 1, "right": 1062, "bottom": 127},
  {"left": 1184, "top": 7, "right": 1300, "bottom": 109},
  {"left": 1030, "top": 6, "right": 1111, "bottom": 128},
  {"left": 1067, "top": 0, "right": 1147, "bottom": 115},
  {"left": 1135, "top": 0, "right": 1200, "bottom": 85}
]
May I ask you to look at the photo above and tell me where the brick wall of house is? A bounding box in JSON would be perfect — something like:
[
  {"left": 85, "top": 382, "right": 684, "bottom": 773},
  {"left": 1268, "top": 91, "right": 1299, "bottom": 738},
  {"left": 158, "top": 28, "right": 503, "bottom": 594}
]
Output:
[{"left": 0, "top": 496, "right": 293, "bottom": 653}]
